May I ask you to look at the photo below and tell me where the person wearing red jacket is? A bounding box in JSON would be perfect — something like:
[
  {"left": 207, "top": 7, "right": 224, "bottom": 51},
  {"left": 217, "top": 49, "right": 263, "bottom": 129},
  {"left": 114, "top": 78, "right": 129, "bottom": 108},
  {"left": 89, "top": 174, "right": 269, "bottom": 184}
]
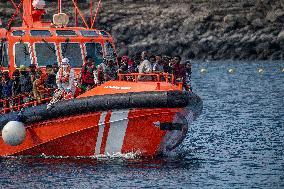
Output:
[{"left": 171, "top": 55, "right": 186, "bottom": 87}]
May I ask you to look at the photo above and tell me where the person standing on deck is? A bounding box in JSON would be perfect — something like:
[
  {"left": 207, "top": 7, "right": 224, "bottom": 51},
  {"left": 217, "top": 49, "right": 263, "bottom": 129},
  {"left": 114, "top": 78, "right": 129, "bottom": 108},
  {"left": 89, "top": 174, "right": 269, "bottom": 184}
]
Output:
[
  {"left": 1, "top": 71, "right": 13, "bottom": 99},
  {"left": 103, "top": 58, "right": 118, "bottom": 81},
  {"left": 80, "top": 56, "right": 98, "bottom": 92},
  {"left": 44, "top": 65, "right": 57, "bottom": 89},
  {"left": 138, "top": 51, "right": 152, "bottom": 80},
  {"left": 56, "top": 58, "right": 76, "bottom": 98},
  {"left": 11, "top": 69, "right": 21, "bottom": 97},
  {"left": 184, "top": 60, "right": 192, "bottom": 91},
  {"left": 172, "top": 55, "right": 186, "bottom": 87},
  {"left": 153, "top": 54, "right": 164, "bottom": 73},
  {"left": 19, "top": 65, "right": 33, "bottom": 102}
]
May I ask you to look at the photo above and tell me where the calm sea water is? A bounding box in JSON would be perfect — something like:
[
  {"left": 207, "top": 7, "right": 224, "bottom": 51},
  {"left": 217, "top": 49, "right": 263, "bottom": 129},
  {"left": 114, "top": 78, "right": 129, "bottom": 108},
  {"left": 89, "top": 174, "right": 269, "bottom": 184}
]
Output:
[{"left": 0, "top": 61, "right": 283, "bottom": 189}]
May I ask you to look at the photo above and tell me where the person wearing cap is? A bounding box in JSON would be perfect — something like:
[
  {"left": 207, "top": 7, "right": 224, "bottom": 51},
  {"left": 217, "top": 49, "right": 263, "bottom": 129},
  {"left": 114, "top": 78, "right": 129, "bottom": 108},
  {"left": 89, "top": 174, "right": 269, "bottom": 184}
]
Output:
[
  {"left": 47, "top": 58, "right": 75, "bottom": 109},
  {"left": 56, "top": 58, "right": 75, "bottom": 97}
]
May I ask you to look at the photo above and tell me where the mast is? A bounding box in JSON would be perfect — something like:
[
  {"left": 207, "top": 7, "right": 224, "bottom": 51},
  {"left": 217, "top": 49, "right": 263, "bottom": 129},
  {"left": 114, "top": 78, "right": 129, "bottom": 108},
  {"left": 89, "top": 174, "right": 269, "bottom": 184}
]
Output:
[
  {"left": 58, "top": 0, "right": 62, "bottom": 13},
  {"left": 22, "top": 0, "right": 33, "bottom": 27}
]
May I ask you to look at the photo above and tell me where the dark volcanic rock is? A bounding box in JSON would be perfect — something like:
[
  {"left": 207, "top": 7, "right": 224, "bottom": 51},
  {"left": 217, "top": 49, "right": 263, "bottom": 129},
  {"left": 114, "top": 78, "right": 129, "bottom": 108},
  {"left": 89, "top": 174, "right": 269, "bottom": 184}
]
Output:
[{"left": 1, "top": 0, "right": 284, "bottom": 60}]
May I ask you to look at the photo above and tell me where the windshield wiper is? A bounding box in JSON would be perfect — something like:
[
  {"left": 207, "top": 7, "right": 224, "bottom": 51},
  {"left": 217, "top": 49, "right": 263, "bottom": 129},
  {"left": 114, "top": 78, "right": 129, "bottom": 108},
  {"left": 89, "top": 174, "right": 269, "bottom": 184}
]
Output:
[
  {"left": 42, "top": 39, "right": 56, "bottom": 54},
  {"left": 62, "top": 38, "right": 70, "bottom": 57},
  {"left": 19, "top": 39, "right": 30, "bottom": 57}
]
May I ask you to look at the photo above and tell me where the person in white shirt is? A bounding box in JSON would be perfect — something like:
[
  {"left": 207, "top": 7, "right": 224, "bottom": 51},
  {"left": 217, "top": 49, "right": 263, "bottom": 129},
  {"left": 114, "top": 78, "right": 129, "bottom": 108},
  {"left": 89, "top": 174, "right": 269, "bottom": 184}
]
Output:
[
  {"left": 138, "top": 51, "right": 152, "bottom": 80},
  {"left": 47, "top": 58, "right": 75, "bottom": 109}
]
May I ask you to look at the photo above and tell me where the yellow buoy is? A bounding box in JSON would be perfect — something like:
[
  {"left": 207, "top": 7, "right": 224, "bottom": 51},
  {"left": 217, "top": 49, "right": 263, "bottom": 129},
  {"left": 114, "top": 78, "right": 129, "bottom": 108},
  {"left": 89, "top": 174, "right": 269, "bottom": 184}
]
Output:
[
  {"left": 282, "top": 68, "right": 284, "bottom": 72},
  {"left": 200, "top": 68, "right": 207, "bottom": 73},
  {"left": 228, "top": 68, "right": 235, "bottom": 73},
  {"left": 258, "top": 68, "right": 264, "bottom": 73}
]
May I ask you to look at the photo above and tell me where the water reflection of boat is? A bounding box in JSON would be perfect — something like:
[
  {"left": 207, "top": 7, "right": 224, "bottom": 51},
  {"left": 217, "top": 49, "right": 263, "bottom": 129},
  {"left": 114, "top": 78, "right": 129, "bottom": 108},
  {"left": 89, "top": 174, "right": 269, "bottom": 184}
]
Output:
[{"left": 0, "top": 0, "right": 202, "bottom": 157}]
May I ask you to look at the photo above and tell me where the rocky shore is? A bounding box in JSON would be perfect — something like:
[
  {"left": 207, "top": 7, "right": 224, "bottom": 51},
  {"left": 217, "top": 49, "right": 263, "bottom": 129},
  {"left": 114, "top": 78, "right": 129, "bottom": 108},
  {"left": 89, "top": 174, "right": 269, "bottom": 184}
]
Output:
[{"left": 1, "top": 0, "right": 284, "bottom": 60}]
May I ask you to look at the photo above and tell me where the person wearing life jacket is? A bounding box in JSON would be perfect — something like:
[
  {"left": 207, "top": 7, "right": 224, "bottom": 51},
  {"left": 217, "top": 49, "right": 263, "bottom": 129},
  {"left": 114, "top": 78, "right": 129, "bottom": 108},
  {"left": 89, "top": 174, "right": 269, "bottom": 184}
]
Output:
[
  {"left": 47, "top": 58, "right": 75, "bottom": 109},
  {"left": 80, "top": 56, "right": 98, "bottom": 91}
]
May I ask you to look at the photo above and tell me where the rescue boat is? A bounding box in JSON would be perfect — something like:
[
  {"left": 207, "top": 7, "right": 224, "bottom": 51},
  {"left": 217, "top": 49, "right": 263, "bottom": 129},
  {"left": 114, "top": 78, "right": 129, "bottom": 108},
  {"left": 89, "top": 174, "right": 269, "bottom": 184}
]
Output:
[{"left": 0, "top": 0, "right": 202, "bottom": 157}]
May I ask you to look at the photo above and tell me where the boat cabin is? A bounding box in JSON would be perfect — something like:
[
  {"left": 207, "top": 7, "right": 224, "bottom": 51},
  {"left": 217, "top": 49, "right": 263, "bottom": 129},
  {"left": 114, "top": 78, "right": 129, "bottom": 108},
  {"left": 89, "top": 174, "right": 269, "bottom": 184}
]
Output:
[
  {"left": 1, "top": 27, "right": 115, "bottom": 74},
  {"left": 0, "top": 0, "right": 116, "bottom": 74}
]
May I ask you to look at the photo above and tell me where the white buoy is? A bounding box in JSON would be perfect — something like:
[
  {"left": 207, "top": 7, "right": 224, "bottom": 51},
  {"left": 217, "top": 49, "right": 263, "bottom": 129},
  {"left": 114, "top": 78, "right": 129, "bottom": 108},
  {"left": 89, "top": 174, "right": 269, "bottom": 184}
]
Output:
[
  {"left": 282, "top": 68, "right": 284, "bottom": 73},
  {"left": 2, "top": 121, "right": 26, "bottom": 146},
  {"left": 258, "top": 68, "right": 264, "bottom": 73},
  {"left": 200, "top": 68, "right": 207, "bottom": 73},
  {"left": 228, "top": 68, "right": 235, "bottom": 73}
]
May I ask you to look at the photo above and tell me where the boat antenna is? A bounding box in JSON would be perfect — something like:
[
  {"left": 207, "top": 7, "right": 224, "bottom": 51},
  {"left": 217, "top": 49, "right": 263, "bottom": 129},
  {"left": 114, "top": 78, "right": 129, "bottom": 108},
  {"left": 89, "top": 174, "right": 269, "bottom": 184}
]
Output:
[
  {"left": 71, "top": 0, "right": 89, "bottom": 28},
  {"left": 91, "top": 0, "right": 102, "bottom": 29},
  {"left": 58, "top": 0, "right": 62, "bottom": 14},
  {"left": 90, "top": 0, "right": 93, "bottom": 26},
  {"left": 6, "top": 0, "right": 29, "bottom": 30}
]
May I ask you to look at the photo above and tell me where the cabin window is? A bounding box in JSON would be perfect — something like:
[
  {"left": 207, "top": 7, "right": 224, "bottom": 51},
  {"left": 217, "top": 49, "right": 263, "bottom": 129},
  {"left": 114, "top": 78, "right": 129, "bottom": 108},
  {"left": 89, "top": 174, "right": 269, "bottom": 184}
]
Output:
[
  {"left": 0, "top": 42, "right": 9, "bottom": 67},
  {"left": 60, "top": 42, "right": 83, "bottom": 68},
  {"left": 104, "top": 41, "right": 115, "bottom": 58},
  {"left": 30, "top": 30, "right": 52, "bottom": 37},
  {"left": 12, "top": 30, "right": 25, "bottom": 36},
  {"left": 34, "top": 42, "right": 58, "bottom": 67},
  {"left": 56, "top": 30, "right": 77, "bottom": 36},
  {"left": 85, "top": 43, "right": 103, "bottom": 66},
  {"left": 80, "top": 30, "right": 98, "bottom": 37},
  {"left": 14, "top": 43, "right": 32, "bottom": 67},
  {"left": 100, "top": 31, "right": 108, "bottom": 37}
]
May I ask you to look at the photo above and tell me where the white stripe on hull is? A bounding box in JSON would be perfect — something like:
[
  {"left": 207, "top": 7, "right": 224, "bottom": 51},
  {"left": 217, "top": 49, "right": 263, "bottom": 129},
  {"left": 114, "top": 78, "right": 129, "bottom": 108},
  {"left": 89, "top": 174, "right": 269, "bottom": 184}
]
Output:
[
  {"left": 95, "top": 112, "right": 107, "bottom": 155},
  {"left": 105, "top": 110, "right": 129, "bottom": 155}
]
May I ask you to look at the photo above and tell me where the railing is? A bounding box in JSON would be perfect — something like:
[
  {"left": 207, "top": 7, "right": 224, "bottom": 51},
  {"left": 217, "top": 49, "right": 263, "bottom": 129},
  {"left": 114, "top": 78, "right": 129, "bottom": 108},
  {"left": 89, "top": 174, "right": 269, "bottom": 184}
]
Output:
[
  {"left": 0, "top": 88, "right": 54, "bottom": 114},
  {"left": 118, "top": 73, "right": 175, "bottom": 84}
]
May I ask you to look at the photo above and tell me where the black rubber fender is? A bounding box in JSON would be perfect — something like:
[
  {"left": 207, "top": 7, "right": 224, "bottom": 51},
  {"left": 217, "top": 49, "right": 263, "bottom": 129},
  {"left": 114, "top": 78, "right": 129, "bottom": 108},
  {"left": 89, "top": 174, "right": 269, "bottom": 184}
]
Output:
[{"left": 0, "top": 91, "right": 202, "bottom": 129}]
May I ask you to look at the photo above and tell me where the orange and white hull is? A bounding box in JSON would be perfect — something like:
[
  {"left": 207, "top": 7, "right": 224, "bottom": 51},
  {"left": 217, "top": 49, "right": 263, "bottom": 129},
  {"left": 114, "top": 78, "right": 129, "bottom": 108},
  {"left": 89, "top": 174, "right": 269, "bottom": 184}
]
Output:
[
  {"left": 0, "top": 108, "right": 193, "bottom": 157},
  {"left": 0, "top": 81, "right": 203, "bottom": 157}
]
